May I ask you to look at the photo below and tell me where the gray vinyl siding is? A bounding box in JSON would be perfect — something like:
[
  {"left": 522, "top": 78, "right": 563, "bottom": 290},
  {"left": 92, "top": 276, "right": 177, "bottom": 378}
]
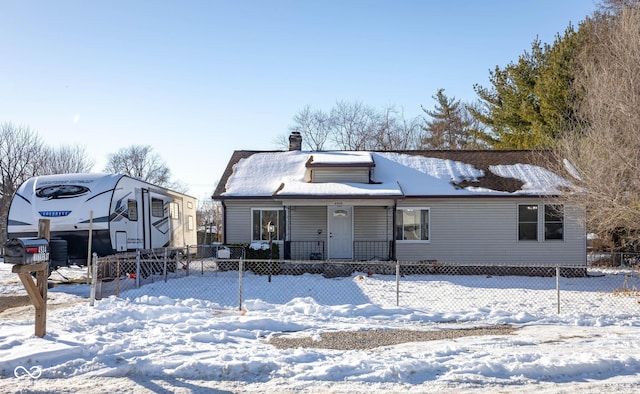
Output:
[
  {"left": 224, "top": 197, "right": 586, "bottom": 266},
  {"left": 395, "top": 198, "right": 586, "bottom": 266},
  {"left": 354, "top": 206, "right": 392, "bottom": 240},
  {"left": 311, "top": 168, "right": 369, "bottom": 183},
  {"left": 354, "top": 206, "right": 393, "bottom": 260},
  {"left": 287, "top": 206, "right": 327, "bottom": 260},
  {"left": 288, "top": 206, "right": 327, "bottom": 240}
]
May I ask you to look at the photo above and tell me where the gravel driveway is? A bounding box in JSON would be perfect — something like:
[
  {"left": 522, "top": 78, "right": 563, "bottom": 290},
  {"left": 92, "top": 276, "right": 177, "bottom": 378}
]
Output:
[{"left": 266, "top": 324, "right": 518, "bottom": 350}]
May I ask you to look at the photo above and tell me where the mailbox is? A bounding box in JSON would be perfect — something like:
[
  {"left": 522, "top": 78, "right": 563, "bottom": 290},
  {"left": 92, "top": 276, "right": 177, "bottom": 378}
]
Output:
[{"left": 4, "top": 238, "right": 50, "bottom": 265}]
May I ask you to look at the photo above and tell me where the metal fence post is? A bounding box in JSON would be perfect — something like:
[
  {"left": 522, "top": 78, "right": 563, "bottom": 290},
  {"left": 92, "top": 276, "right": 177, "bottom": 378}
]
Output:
[
  {"left": 238, "top": 258, "right": 244, "bottom": 311},
  {"left": 556, "top": 265, "right": 560, "bottom": 314},
  {"left": 396, "top": 261, "right": 400, "bottom": 307},
  {"left": 136, "top": 250, "right": 141, "bottom": 288},
  {"left": 163, "top": 248, "right": 168, "bottom": 282},
  {"left": 90, "top": 253, "right": 98, "bottom": 306}
]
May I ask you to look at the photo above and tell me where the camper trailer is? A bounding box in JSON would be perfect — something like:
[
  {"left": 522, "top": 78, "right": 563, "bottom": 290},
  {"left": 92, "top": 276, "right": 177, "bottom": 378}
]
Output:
[{"left": 6, "top": 173, "right": 198, "bottom": 265}]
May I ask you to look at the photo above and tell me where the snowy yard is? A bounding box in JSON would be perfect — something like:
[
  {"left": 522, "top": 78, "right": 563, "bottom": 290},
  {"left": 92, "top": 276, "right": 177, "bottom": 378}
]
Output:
[{"left": 1, "top": 261, "right": 640, "bottom": 393}]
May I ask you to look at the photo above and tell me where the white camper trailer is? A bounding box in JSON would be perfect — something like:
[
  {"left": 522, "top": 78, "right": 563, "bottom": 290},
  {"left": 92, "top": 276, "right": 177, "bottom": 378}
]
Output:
[{"left": 7, "top": 173, "right": 198, "bottom": 265}]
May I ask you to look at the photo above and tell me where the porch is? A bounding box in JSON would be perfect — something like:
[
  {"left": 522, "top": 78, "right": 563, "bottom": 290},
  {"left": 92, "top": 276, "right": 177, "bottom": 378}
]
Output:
[{"left": 284, "top": 240, "right": 394, "bottom": 261}]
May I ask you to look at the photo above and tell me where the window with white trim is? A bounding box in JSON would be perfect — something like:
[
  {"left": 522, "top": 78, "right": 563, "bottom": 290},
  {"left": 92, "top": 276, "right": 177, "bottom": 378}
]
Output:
[
  {"left": 544, "top": 204, "right": 564, "bottom": 240},
  {"left": 396, "top": 208, "right": 429, "bottom": 241},
  {"left": 518, "top": 204, "right": 538, "bottom": 241},
  {"left": 518, "top": 203, "right": 565, "bottom": 241},
  {"left": 252, "top": 209, "right": 285, "bottom": 241}
]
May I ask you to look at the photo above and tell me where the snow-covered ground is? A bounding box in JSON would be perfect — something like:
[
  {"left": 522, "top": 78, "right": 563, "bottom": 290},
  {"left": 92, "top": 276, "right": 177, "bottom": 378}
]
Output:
[{"left": 1, "top": 261, "right": 640, "bottom": 393}]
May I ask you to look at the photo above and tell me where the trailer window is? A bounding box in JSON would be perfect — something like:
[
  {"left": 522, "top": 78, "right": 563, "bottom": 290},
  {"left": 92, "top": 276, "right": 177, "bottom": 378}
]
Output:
[
  {"left": 128, "top": 200, "right": 138, "bottom": 221},
  {"left": 187, "top": 215, "right": 194, "bottom": 231},
  {"left": 169, "top": 202, "right": 180, "bottom": 220},
  {"left": 152, "top": 198, "right": 164, "bottom": 217}
]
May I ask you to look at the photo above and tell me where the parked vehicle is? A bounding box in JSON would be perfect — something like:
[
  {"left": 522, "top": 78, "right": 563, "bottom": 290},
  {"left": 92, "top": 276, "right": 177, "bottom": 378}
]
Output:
[{"left": 7, "top": 173, "right": 197, "bottom": 266}]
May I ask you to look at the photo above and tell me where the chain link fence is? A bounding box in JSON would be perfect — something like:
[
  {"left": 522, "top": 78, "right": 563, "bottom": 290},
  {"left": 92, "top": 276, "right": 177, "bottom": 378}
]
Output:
[{"left": 89, "top": 245, "right": 640, "bottom": 317}]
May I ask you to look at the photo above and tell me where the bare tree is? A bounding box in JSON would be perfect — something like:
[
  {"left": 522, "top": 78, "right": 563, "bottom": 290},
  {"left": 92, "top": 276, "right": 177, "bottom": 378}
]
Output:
[
  {"left": 41, "top": 145, "right": 95, "bottom": 174},
  {"left": 197, "top": 199, "right": 222, "bottom": 244},
  {"left": 104, "top": 145, "right": 173, "bottom": 187},
  {"left": 281, "top": 101, "right": 423, "bottom": 151},
  {"left": 289, "top": 105, "right": 332, "bottom": 151},
  {"left": 329, "top": 101, "right": 381, "bottom": 150},
  {"left": 553, "top": 6, "right": 640, "bottom": 247},
  {"left": 598, "top": 0, "right": 640, "bottom": 14},
  {"left": 372, "top": 105, "right": 421, "bottom": 151},
  {"left": 0, "top": 122, "right": 46, "bottom": 243}
]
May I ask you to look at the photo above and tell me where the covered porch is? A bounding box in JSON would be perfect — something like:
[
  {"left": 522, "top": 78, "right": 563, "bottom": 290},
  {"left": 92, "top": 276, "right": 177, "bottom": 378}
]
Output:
[{"left": 278, "top": 198, "right": 397, "bottom": 262}]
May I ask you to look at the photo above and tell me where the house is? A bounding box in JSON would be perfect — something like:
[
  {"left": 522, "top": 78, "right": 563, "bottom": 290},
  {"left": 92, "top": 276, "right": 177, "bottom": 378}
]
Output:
[{"left": 212, "top": 133, "right": 586, "bottom": 268}]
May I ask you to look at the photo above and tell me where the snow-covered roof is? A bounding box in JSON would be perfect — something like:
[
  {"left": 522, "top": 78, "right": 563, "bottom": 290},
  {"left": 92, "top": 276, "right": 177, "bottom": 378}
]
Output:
[{"left": 215, "top": 150, "right": 573, "bottom": 199}]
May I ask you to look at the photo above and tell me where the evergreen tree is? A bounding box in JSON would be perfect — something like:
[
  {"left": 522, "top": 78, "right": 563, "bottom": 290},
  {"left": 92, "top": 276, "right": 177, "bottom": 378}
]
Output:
[
  {"left": 471, "top": 39, "right": 548, "bottom": 149},
  {"left": 421, "top": 89, "right": 473, "bottom": 149},
  {"left": 471, "top": 23, "right": 590, "bottom": 149}
]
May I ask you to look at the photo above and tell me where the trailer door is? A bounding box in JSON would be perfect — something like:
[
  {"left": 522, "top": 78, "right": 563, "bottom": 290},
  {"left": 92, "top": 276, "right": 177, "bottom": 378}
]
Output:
[
  {"left": 115, "top": 231, "right": 127, "bottom": 252},
  {"left": 142, "top": 188, "right": 152, "bottom": 249}
]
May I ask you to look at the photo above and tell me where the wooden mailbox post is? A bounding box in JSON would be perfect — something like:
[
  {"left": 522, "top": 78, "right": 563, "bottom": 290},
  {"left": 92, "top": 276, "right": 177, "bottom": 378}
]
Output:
[{"left": 8, "top": 219, "right": 50, "bottom": 338}]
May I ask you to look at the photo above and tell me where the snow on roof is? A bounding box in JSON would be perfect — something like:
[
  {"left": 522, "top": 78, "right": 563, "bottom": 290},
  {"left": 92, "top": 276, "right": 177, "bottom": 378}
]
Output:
[
  {"left": 372, "top": 152, "right": 482, "bottom": 196},
  {"left": 308, "top": 151, "right": 374, "bottom": 165},
  {"left": 489, "top": 164, "right": 573, "bottom": 195},
  {"left": 224, "top": 151, "right": 308, "bottom": 196},
  {"left": 222, "top": 150, "right": 571, "bottom": 198}
]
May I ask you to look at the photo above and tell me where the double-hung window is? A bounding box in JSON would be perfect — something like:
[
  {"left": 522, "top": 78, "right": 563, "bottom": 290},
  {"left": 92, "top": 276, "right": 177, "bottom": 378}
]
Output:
[
  {"left": 396, "top": 208, "right": 430, "bottom": 241},
  {"left": 518, "top": 204, "right": 538, "bottom": 241},
  {"left": 518, "top": 203, "right": 564, "bottom": 241},
  {"left": 544, "top": 204, "right": 564, "bottom": 240},
  {"left": 252, "top": 209, "right": 285, "bottom": 241}
]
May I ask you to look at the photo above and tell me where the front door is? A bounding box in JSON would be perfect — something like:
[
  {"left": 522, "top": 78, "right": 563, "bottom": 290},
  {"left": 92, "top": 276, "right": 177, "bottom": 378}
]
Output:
[{"left": 328, "top": 206, "right": 353, "bottom": 259}]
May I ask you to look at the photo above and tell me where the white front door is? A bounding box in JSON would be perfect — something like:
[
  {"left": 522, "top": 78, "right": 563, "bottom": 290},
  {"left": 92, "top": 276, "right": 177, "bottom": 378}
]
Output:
[{"left": 328, "top": 206, "right": 353, "bottom": 259}]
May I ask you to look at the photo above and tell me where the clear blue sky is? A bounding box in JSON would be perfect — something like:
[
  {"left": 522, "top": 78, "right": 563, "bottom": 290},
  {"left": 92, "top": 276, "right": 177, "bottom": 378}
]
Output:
[{"left": 0, "top": 0, "right": 597, "bottom": 201}]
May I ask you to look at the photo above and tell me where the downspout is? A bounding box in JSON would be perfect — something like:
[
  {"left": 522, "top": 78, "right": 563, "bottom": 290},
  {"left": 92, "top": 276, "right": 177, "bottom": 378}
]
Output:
[
  {"left": 392, "top": 179, "right": 405, "bottom": 262},
  {"left": 392, "top": 200, "right": 397, "bottom": 261},
  {"left": 221, "top": 200, "right": 227, "bottom": 245}
]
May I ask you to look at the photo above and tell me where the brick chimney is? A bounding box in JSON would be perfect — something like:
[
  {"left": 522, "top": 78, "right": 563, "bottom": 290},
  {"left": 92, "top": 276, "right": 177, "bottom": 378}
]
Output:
[{"left": 289, "top": 131, "right": 302, "bottom": 151}]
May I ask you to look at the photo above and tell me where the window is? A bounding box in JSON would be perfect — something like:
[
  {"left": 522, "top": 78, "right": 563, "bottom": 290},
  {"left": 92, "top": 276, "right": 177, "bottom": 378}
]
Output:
[
  {"left": 544, "top": 204, "right": 564, "bottom": 240},
  {"left": 396, "top": 208, "right": 429, "bottom": 241},
  {"left": 187, "top": 215, "right": 194, "bottom": 231},
  {"left": 518, "top": 204, "right": 538, "bottom": 241},
  {"left": 169, "top": 202, "right": 180, "bottom": 220},
  {"left": 127, "top": 200, "right": 138, "bottom": 221},
  {"left": 252, "top": 209, "right": 285, "bottom": 241},
  {"left": 151, "top": 198, "right": 164, "bottom": 217}
]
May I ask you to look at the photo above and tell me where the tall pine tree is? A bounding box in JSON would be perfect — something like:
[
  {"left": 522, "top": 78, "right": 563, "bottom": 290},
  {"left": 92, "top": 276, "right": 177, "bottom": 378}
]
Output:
[
  {"left": 471, "top": 23, "right": 589, "bottom": 149},
  {"left": 421, "top": 89, "right": 474, "bottom": 149}
]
